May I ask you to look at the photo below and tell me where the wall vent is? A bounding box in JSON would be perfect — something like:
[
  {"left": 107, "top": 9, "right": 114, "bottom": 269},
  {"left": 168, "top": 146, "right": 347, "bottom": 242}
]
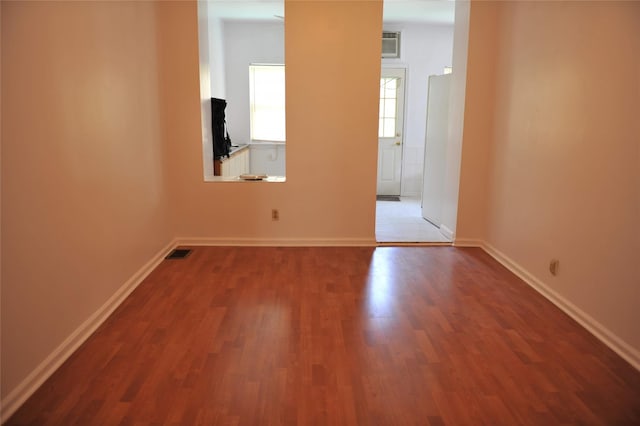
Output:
[{"left": 382, "top": 31, "right": 401, "bottom": 58}]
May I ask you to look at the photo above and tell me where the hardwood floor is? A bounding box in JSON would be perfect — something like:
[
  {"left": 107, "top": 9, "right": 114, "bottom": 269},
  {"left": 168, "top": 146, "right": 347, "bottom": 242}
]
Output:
[{"left": 7, "top": 247, "right": 640, "bottom": 425}]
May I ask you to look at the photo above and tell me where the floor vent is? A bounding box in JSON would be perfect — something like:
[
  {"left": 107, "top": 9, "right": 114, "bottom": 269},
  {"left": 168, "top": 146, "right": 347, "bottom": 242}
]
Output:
[{"left": 165, "top": 249, "right": 192, "bottom": 259}]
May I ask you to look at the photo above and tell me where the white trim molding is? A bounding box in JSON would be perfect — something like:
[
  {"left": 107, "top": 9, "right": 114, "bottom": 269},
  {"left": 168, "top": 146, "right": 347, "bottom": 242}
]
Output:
[
  {"left": 452, "top": 238, "right": 483, "bottom": 247},
  {"left": 439, "top": 225, "right": 455, "bottom": 241},
  {"left": 175, "top": 237, "right": 377, "bottom": 247},
  {"left": 481, "top": 241, "right": 640, "bottom": 372},
  {"left": 377, "top": 241, "right": 452, "bottom": 247},
  {"left": 0, "top": 240, "right": 177, "bottom": 423}
]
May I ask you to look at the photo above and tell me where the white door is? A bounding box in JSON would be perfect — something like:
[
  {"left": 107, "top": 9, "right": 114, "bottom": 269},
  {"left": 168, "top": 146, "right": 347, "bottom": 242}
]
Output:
[
  {"left": 377, "top": 68, "right": 406, "bottom": 196},
  {"left": 421, "top": 74, "right": 451, "bottom": 225}
]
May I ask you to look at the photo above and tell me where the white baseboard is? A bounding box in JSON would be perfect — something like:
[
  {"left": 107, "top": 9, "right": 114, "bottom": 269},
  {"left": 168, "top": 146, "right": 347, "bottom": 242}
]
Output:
[
  {"left": 0, "top": 239, "right": 177, "bottom": 423},
  {"left": 175, "top": 237, "right": 377, "bottom": 247},
  {"left": 439, "top": 225, "right": 455, "bottom": 241},
  {"left": 453, "top": 238, "right": 483, "bottom": 247},
  {"left": 376, "top": 241, "right": 452, "bottom": 247},
  {"left": 481, "top": 241, "right": 640, "bottom": 372}
]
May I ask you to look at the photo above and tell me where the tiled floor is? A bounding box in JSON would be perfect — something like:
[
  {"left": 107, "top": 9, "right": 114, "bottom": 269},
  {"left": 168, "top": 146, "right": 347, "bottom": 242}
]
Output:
[{"left": 376, "top": 196, "right": 450, "bottom": 243}]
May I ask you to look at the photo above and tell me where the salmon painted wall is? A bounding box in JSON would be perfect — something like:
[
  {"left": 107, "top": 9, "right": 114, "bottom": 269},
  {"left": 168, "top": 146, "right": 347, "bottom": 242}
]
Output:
[
  {"left": 1, "top": 1, "right": 173, "bottom": 400},
  {"left": 454, "top": 2, "right": 496, "bottom": 242},
  {"left": 461, "top": 1, "right": 640, "bottom": 358},
  {"left": 162, "top": 0, "right": 383, "bottom": 244}
]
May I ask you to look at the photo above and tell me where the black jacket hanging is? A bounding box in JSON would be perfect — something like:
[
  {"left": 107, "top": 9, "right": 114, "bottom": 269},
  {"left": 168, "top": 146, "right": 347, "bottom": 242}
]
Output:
[{"left": 211, "top": 98, "right": 232, "bottom": 160}]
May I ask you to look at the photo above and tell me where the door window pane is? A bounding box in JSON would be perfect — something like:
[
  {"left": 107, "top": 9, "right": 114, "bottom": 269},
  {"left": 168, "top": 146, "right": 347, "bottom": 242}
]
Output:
[
  {"left": 384, "top": 98, "right": 396, "bottom": 117},
  {"left": 379, "top": 77, "right": 399, "bottom": 138}
]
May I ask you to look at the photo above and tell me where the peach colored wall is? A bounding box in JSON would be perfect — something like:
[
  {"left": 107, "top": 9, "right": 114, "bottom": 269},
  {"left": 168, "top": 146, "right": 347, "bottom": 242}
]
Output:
[
  {"left": 464, "top": 1, "right": 640, "bottom": 354},
  {"left": 439, "top": 0, "right": 470, "bottom": 239},
  {"left": 162, "top": 0, "right": 383, "bottom": 244},
  {"left": 1, "top": 1, "right": 173, "bottom": 399},
  {"left": 0, "top": 3, "right": 3, "bottom": 399},
  {"left": 454, "top": 2, "right": 496, "bottom": 242}
]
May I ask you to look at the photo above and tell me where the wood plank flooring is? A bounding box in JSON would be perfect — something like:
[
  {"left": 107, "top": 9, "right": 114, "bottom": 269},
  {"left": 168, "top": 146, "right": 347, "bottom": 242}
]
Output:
[{"left": 7, "top": 247, "right": 640, "bottom": 425}]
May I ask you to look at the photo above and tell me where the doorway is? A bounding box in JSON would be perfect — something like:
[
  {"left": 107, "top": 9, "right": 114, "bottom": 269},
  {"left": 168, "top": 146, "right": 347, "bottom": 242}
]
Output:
[
  {"left": 374, "top": 1, "right": 468, "bottom": 244},
  {"left": 375, "top": 72, "right": 453, "bottom": 244},
  {"left": 375, "top": 67, "right": 446, "bottom": 243}
]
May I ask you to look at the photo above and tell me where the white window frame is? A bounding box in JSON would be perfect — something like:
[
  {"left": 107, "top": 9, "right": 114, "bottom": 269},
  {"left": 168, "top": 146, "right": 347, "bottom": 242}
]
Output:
[{"left": 249, "top": 64, "right": 286, "bottom": 142}]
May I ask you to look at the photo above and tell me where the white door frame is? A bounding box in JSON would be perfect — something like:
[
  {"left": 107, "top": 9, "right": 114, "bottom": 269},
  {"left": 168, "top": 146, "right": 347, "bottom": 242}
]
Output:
[{"left": 376, "top": 67, "right": 407, "bottom": 196}]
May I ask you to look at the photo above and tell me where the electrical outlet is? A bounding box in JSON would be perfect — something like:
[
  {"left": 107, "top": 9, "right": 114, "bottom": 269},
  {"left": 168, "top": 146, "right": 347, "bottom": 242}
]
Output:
[
  {"left": 271, "top": 209, "right": 279, "bottom": 221},
  {"left": 549, "top": 259, "right": 559, "bottom": 276}
]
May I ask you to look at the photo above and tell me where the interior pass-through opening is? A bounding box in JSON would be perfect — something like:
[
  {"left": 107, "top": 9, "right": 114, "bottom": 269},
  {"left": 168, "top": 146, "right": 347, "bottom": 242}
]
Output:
[{"left": 197, "top": 0, "right": 286, "bottom": 182}]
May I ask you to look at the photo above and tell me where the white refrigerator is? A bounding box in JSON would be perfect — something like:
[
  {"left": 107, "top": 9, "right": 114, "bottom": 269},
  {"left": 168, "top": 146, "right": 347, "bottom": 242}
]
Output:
[{"left": 421, "top": 74, "right": 451, "bottom": 227}]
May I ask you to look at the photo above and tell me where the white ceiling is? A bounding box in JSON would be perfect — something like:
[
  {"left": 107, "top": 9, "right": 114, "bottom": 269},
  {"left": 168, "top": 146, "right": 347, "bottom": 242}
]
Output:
[
  {"left": 382, "top": 0, "right": 455, "bottom": 24},
  {"left": 208, "top": 0, "right": 455, "bottom": 25}
]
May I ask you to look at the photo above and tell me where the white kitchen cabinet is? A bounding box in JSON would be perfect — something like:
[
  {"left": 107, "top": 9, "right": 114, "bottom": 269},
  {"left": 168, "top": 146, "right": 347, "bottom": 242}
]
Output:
[{"left": 214, "top": 145, "right": 250, "bottom": 177}]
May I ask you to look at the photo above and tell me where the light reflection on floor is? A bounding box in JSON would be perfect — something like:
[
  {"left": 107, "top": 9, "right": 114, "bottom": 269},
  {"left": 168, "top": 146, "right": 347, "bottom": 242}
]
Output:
[{"left": 365, "top": 248, "right": 399, "bottom": 319}]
